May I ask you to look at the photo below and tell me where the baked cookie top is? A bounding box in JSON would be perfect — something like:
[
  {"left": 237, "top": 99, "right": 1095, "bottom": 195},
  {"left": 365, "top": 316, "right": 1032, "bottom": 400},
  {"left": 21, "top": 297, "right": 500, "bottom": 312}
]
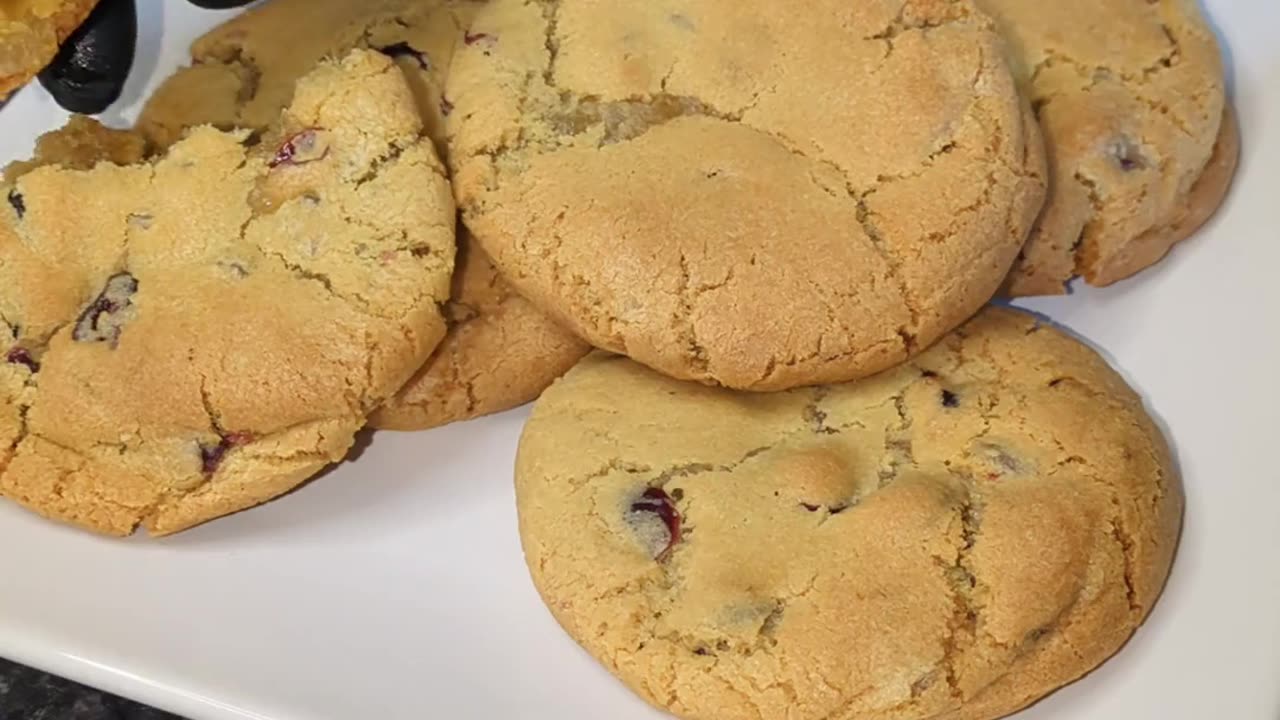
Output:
[
  {"left": 517, "top": 308, "right": 1181, "bottom": 720},
  {"left": 140, "top": 0, "right": 590, "bottom": 431},
  {"left": 137, "top": 0, "right": 484, "bottom": 153},
  {"left": 446, "top": 0, "right": 1046, "bottom": 391},
  {"left": 0, "top": 50, "right": 455, "bottom": 536},
  {"left": 983, "top": 0, "right": 1234, "bottom": 295},
  {"left": 0, "top": 0, "right": 98, "bottom": 96}
]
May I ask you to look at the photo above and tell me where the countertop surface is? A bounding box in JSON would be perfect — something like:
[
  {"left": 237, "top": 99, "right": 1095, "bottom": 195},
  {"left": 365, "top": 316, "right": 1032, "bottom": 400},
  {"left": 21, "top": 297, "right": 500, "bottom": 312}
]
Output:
[{"left": 0, "top": 659, "right": 180, "bottom": 720}]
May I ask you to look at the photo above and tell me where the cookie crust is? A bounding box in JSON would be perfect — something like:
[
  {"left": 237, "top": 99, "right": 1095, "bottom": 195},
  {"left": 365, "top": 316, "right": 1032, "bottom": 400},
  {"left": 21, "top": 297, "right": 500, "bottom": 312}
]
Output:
[
  {"left": 0, "top": 51, "right": 455, "bottom": 535},
  {"left": 140, "top": 0, "right": 590, "bottom": 430},
  {"left": 447, "top": 0, "right": 1046, "bottom": 391},
  {"left": 985, "top": 0, "right": 1233, "bottom": 295},
  {"left": 517, "top": 307, "right": 1181, "bottom": 720}
]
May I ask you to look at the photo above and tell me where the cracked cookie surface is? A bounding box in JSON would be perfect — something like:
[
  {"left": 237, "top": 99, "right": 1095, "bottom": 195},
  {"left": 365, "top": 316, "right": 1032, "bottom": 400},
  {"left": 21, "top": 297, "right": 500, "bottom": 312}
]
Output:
[
  {"left": 516, "top": 307, "right": 1181, "bottom": 720},
  {"left": 981, "top": 0, "right": 1236, "bottom": 295},
  {"left": 139, "top": 0, "right": 590, "bottom": 430},
  {"left": 0, "top": 0, "right": 98, "bottom": 97},
  {"left": 0, "top": 50, "right": 455, "bottom": 536},
  {"left": 447, "top": 0, "right": 1046, "bottom": 391}
]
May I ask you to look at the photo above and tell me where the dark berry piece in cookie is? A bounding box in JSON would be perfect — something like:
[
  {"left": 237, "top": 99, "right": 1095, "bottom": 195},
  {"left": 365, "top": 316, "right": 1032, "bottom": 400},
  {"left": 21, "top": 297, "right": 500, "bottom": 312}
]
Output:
[
  {"left": 1108, "top": 136, "right": 1148, "bottom": 172},
  {"left": 269, "top": 129, "right": 329, "bottom": 168},
  {"left": 7, "top": 189, "right": 24, "bottom": 218},
  {"left": 627, "top": 487, "right": 681, "bottom": 561},
  {"left": 378, "top": 42, "right": 429, "bottom": 70},
  {"left": 5, "top": 347, "right": 39, "bottom": 373},
  {"left": 941, "top": 389, "right": 960, "bottom": 408},
  {"left": 199, "top": 432, "right": 254, "bottom": 475},
  {"left": 73, "top": 272, "right": 138, "bottom": 347},
  {"left": 463, "top": 31, "right": 497, "bottom": 53},
  {"left": 440, "top": 97, "right": 455, "bottom": 117}
]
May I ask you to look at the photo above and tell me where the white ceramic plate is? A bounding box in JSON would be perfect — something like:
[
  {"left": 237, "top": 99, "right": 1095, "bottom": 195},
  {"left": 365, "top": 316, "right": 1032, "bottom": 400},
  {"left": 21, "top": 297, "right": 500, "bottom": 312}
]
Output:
[{"left": 1, "top": 2, "right": 1277, "bottom": 719}]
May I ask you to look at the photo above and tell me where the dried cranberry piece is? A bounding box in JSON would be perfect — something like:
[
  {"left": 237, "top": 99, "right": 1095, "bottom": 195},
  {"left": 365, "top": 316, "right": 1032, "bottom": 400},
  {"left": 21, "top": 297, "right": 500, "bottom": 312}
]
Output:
[
  {"left": 630, "top": 487, "right": 681, "bottom": 561},
  {"left": 8, "top": 189, "right": 25, "bottom": 218},
  {"left": 269, "top": 129, "right": 329, "bottom": 168},
  {"left": 73, "top": 272, "right": 138, "bottom": 347},
  {"left": 5, "top": 347, "right": 38, "bottom": 373},
  {"left": 378, "top": 42, "right": 429, "bottom": 70},
  {"left": 940, "top": 390, "right": 959, "bottom": 408},
  {"left": 199, "top": 432, "right": 254, "bottom": 475},
  {"left": 199, "top": 443, "right": 228, "bottom": 474},
  {"left": 464, "top": 31, "right": 494, "bottom": 45}
]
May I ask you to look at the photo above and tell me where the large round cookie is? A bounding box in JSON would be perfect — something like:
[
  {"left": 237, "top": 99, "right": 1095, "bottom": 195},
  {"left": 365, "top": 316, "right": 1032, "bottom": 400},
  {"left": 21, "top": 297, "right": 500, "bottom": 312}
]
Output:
[
  {"left": 0, "top": 50, "right": 456, "bottom": 536},
  {"left": 0, "top": 0, "right": 98, "bottom": 97},
  {"left": 139, "top": 0, "right": 590, "bottom": 430},
  {"left": 446, "top": 0, "right": 1046, "bottom": 391},
  {"left": 517, "top": 308, "right": 1181, "bottom": 720},
  {"left": 982, "top": 0, "right": 1237, "bottom": 295}
]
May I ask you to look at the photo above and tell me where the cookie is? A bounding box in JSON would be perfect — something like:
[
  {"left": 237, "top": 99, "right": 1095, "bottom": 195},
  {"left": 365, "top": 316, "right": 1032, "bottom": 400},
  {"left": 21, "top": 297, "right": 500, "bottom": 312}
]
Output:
[
  {"left": 370, "top": 238, "right": 589, "bottom": 430},
  {"left": 982, "top": 0, "right": 1236, "bottom": 295},
  {"left": 137, "top": 0, "right": 479, "bottom": 152},
  {"left": 3, "top": 114, "right": 145, "bottom": 184},
  {"left": 0, "top": 50, "right": 456, "bottom": 536},
  {"left": 140, "top": 0, "right": 590, "bottom": 430},
  {"left": 0, "top": 0, "right": 98, "bottom": 97},
  {"left": 446, "top": 0, "right": 1047, "bottom": 392},
  {"left": 516, "top": 307, "right": 1181, "bottom": 720}
]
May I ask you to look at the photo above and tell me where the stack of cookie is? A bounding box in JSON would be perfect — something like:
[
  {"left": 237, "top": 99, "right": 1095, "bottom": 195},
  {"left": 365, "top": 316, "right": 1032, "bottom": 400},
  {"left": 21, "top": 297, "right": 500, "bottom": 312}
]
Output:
[{"left": 0, "top": 0, "right": 1237, "bottom": 718}]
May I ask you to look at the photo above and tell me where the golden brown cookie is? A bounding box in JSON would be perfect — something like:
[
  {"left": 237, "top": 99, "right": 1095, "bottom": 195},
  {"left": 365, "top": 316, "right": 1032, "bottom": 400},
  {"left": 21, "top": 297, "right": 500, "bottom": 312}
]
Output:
[
  {"left": 2, "top": 114, "right": 144, "bottom": 183},
  {"left": 370, "top": 237, "right": 589, "bottom": 430},
  {"left": 517, "top": 307, "right": 1181, "bottom": 720},
  {"left": 981, "top": 0, "right": 1236, "bottom": 295},
  {"left": 0, "top": 0, "right": 98, "bottom": 97},
  {"left": 447, "top": 0, "right": 1046, "bottom": 392},
  {"left": 140, "top": 0, "right": 590, "bottom": 430},
  {"left": 136, "top": 0, "right": 479, "bottom": 152},
  {"left": 0, "top": 50, "right": 455, "bottom": 536}
]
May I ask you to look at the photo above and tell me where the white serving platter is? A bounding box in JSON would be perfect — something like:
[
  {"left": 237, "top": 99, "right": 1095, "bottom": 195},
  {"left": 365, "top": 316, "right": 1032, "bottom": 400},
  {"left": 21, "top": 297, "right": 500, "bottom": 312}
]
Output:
[{"left": 1, "top": 1, "right": 1277, "bottom": 718}]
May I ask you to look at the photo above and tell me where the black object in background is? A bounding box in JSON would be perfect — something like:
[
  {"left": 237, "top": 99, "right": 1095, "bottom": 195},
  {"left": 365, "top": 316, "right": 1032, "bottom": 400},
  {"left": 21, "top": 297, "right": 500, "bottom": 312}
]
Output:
[
  {"left": 33, "top": 0, "right": 258, "bottom": 114},
  {"left": 37, "top": 0, "right": 137, "bottom": 114},
  {"left": 185, "top": 0, "right": 257, "bottom": 8},
  {"left": 0, "top": 657, "right": 183, "bottom": 720}
]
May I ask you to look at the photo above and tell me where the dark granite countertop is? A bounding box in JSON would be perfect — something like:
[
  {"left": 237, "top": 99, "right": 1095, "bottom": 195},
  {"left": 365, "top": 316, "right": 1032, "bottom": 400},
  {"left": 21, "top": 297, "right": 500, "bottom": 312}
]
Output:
[{"left": 0, "top": 658, "right": 182, "bottom": 720}]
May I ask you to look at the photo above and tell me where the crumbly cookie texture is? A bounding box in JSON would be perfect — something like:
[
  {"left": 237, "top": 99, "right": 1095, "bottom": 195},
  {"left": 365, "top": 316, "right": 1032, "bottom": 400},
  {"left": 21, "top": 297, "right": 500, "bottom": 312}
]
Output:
[
  {"left": 517, "top": 307, "right": 1181, "bottom": 720},
  {"left": 0, "top": 0, "right": 98, "bottom": 97},
  {"left": 446, "top": 0, "right": 1046, "bottom": 392},
  {"left": 982, "top": 0, "right": 1235, "bottom": 295},
  {"left": 0, "top": 50, "right": 455, "bottom": 536},
  {"left": 370, "top": 236, "right": 589, "bottom": 429},
  {"left": 3, "top": 114, "right": 146, "bottom": 183},
  {"left": 140, "top": 0, "right": 590, "bottom": 430}
]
